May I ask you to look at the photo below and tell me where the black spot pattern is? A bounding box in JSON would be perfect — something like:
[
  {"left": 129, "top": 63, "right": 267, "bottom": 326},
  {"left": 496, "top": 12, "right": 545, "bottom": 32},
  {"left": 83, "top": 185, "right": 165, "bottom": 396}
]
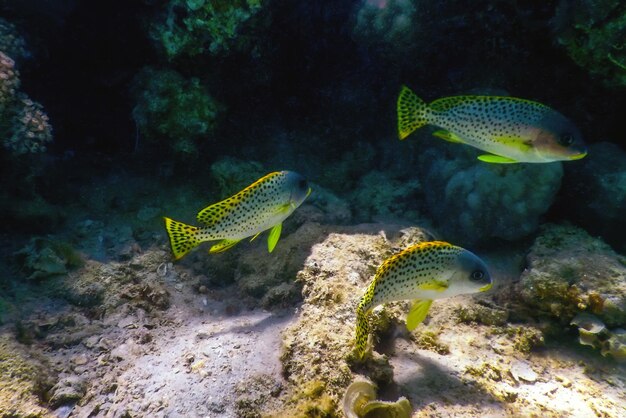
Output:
[
  {"left": 428, "top": 95, "right": 549, "bottom": 151},
  {"left": 355, "top": 241, "right": 462, "bottom": 358},
  {"left": 163, "top": 217, "right": 201, "bottom": 260}
]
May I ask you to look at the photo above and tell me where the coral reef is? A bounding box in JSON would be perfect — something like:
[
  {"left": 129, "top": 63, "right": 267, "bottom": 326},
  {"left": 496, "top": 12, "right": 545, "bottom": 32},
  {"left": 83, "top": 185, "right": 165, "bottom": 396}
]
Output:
[
  {"left": 554, "top": 0, "right": 626, "bottom": 88},
  {"left": 14, "top": 237, "right": 83, "bottom": 281},
  {"left": 558, "top": 142, "right": 626, "bottom": 253},
  {"left": 148, "top": 0, "right": 266, "bottom": 60},
  {"left": 0, "top": 17, "right": 30, "bottom": 64},
  {"left": 131, "top": 67, "right": 220, "bottom": 156},
  {"left": 0, "top": 335, "right": 56, "bottom": 416},
  {"left": 342, "top": 376, "right": 411, "bottom": 418},
  {"left": 351, "top": 0, "right": 418, "bottom": 62},
  {"left": 517, "top": 223, "right": 626, "bottom": 327},
  {"left": 275, "top": 225, "right": 428, "bottom": 415},
  {"left": 570, "top": 313, "right": 626, "bottom": 361},
  {"left": 350, "top": 170, "right": 422, "bottom": 223},
  {"left": 0, "top": 51, "right": 52, "bottom": 156},
  {"left": 418, "top": 141, "right": 563, "bottom": 245}
]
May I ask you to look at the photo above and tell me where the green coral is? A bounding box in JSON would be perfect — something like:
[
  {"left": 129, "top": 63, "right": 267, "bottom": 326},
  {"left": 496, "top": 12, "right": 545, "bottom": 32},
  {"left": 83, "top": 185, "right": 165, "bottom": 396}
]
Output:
[
  {"left": 150, "top": 0, "right": 265, "bottom": 60},
  {"left": 131, "top": 67, "right": 221, "bottom": 155},
  {"left": 555, "top": 0, "right": 626, "bottom": 87}
]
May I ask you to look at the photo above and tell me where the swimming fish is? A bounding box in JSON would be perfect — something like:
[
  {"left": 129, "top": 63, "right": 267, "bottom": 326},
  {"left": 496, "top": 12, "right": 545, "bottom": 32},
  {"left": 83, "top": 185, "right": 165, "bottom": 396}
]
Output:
[
  {"left": 354, "top": 241, "right": 492, "bottom": 359},
  {"left": 164, "top": 171, "right": 311, "bottom": 260},
  {"left": 397, "top": 85, "right": 587, "bottom": 163}
]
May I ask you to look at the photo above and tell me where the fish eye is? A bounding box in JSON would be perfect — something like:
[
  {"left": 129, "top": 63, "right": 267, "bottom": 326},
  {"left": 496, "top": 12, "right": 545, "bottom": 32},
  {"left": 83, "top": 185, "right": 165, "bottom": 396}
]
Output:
[
  {"left": 470, "top": 270, "right": 484, "bottom": 281},
  {"left": 559, "top": 133, "right": 575, "bottom": 146}
]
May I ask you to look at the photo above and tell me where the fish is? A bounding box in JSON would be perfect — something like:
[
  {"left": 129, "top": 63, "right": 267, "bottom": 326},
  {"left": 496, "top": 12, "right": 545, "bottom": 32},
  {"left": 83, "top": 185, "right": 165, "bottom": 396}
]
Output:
[
  {"left": 397, "top": 85, "right": 587, "bottom": 163},
  {"left": 164, "top": 171, "right": 311, "bottom": 260},
  {"left": 354, "top": 241, "right": 492, "bottom": 359}
]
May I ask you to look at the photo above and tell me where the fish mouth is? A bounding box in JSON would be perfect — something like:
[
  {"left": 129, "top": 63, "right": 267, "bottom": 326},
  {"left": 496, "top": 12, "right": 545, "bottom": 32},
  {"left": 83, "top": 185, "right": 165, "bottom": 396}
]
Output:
[
  {"left": 569, "top": 151, "right": 587, "bottom": 161},
  {"left": 479, "top": 283, "right": 493, "bottom": 292}
]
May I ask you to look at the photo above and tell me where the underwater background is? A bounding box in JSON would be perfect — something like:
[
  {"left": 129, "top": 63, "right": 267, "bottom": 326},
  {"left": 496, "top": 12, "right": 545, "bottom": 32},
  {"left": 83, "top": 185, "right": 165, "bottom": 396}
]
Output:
[{"left": 0, "top": 0, "right": 625, "bottom": 417}]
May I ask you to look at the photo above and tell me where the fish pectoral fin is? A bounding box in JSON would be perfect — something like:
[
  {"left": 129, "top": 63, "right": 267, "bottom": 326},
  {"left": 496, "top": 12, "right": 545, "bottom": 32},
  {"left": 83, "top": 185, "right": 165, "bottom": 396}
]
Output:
[
  {"left": 406, "top": 299, "right": 433, "bottom": 331},
  {"left": 418, "top": 280, "right": 449, "bottom": 291},
  {"left": 249, "top": 232, "right": 262, "bottom": 242},
  {"left": 433, "top": 129, "right": 465, "bottom": 144},
  {"left": 267, "top": 223, "right": 282, "bottom": 253},
  {"left": 477, "top": 154, "right": 518, "bottom": 164},
  {"left": 209, "top": 239, "right": 241, "bottom": 254}
]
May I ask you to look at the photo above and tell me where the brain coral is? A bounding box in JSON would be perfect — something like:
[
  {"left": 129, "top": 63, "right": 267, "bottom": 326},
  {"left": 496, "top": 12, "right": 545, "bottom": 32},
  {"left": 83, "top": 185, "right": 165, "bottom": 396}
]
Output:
[{"left": 418, "top": 142, "right": 563, "bottom": 245}]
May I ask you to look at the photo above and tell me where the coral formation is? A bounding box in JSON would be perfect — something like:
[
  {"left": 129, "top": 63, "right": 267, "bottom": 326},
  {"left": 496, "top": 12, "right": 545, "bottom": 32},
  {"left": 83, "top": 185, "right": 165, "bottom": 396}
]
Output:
[
  {"left": 554, "top": 0, "right": 626, "bottom": 87},
  {"left": 148, "top": 0, "right": 266, "bottom": 60},
  {"left": 418, "top": 141, "right": 563, "bottom": 245},
  {"left": 351, "top": 0, "right": 418, "bottom": 61},
  {"left": 517, "top": 223, "right": 626, "bottom": 328},
  {"left": 350, "top": 170, "right": 421, "bottom": 223},
  {"left": 0, "top": 335, "right": 56, "bottom": 416},
  {"left": 14, "top": 237, "right": 83, "bottom": 281},
  {"left": 275, "top": 225, "right": 429, "bottom": 415},
  {"left": 342, "top": 376, "right": 412, "bottom": 418},
  {"left": 570, "top": 313, "right": 626, "bottom": 361},
  {"left": 209, "top": 156, "right": 266, "bottom": 198},
  {"left": 0, "top": 18, "right": 29, "bottom": 64},
  {"left": 558, "top": 142, "right": 626, "bottom": 253},
  {"left": 516, "top": 224, "right": 626, "bottom": 358},
  {"left": 0, "top": 51, "right": 52, "bottom": 156},
  {"left": 131, "top": 67, "right": 220, "bottom": 155}
]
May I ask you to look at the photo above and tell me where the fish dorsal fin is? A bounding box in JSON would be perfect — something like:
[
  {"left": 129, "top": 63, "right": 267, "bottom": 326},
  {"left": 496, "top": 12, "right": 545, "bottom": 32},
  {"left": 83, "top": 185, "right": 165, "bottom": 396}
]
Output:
[
  {"left": 197, "top": 198, "right": 239, "bottom": 227},
  {"left": 477, "top": 154, "right": 518, "bottom": 164},
  {"left": 267, "top": 223, "right": 282, "bottom": 253},
  {"left": 406, "top": 299, "right": 433, "bottom": 331},
  {"left": 432, "top": 129, "right": 465, "bottom": 144},
  {"left": 209, "top": 239, "right": 241, "bottom": 254}
]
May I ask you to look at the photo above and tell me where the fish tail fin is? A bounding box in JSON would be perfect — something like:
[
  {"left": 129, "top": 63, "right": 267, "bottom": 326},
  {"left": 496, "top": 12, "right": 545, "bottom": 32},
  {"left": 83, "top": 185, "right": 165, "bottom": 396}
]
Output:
[
  {"left": 355, "top": 281, "right": 376, "bottom": 359},
  {"left": 355, "top": 301, "right": 371, "bottom": 360},
  {"left": 397, "top": 85, "right": 428, "bottom": 140},
  {"left": 163, "top": 217, "right": 202, "bottom": 260}
]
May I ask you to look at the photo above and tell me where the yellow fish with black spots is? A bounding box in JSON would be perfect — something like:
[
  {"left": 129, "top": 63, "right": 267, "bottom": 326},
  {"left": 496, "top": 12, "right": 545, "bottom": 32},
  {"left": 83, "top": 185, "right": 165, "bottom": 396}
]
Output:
[
  {"left": 355, "top": 241, "right": 492, "bottom": 359},
  {"left": 164, "top": 171, "right": 311, "bottom": 260},
  {"left": 397, "top": 85, "right": 587, "bottom": 163}
]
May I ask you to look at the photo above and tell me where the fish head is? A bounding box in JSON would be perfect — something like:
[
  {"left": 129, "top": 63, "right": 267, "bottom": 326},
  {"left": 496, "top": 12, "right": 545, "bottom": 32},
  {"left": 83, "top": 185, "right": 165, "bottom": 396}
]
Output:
[
  {"left": 447, "top": 249, "right": 493, "bottom": 296},
  {"left": 282, "top": 171, "right": 311, "bottom": 209},
  {"left": 533, "top": 111, "right": 587, "bottom": 161}
]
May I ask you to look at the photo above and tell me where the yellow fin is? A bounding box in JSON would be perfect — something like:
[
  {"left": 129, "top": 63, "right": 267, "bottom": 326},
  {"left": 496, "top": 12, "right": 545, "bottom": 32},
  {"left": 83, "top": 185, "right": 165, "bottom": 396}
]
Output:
[
  {"left": 163, "top": 217, "right": 202, "bottom": 260},
  {"left": 249, "top": 232, "right": 262, "bottom": 242},
  {"left": 397, "top": 85, "right": 428, "bottom": 140},
  {"left": 418, "top": 280, "right": 448, "bottom": 291},
  {"left": 433, "top": 129, "right": 464, "bottom": 143},
  {"left": 406, "top": 299, "right": 433, "bottom": 331},
  {"left": 209, "top": 239, "right": 240, "bottom": 253},
  {"left": 477, "top": 154, "right": 518, "bottom": 164},
  {"left": 267, "top": 223, "right": 282, "bottom": 253}
]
